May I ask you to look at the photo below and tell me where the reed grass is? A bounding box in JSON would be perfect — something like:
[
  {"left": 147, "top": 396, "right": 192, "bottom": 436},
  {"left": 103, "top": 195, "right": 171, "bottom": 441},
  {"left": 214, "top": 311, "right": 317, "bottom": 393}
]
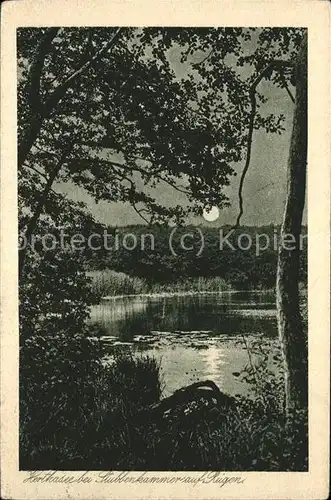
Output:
[
  {"left": 20, "top": 344, "right": 162, "bottom": 470},
  {"left": 87, "top": 269, "right": 149, "bottom": 298},
  {"left": 87, "top": 269, "right": 231, "bottom": 301}
]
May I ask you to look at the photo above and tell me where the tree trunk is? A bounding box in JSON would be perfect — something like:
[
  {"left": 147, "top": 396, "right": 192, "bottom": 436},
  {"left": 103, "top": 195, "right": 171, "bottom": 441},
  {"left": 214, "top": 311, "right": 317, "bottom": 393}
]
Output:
[{"left": 276, "top": 33, "right": 308, "bottom": 412}]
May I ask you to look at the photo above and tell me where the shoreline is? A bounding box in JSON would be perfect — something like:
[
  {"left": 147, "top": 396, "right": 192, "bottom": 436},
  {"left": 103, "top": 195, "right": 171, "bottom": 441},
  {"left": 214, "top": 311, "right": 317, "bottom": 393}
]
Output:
[{"left": 100, "top": 289, "right": 272, "bottom": 301}]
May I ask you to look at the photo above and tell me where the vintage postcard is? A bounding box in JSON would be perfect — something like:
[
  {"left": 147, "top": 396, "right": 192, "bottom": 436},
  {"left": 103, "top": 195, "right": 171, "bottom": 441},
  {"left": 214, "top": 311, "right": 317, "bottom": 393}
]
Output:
[{"left": 1, "top": 0, "right": 330, "bottom": 499}]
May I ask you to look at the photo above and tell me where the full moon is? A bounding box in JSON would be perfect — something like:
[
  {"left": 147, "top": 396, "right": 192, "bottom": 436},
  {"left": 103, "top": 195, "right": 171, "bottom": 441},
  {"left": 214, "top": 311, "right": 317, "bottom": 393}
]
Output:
[{"left": 202, "top": 206, "right": 220, "bottom": 222}]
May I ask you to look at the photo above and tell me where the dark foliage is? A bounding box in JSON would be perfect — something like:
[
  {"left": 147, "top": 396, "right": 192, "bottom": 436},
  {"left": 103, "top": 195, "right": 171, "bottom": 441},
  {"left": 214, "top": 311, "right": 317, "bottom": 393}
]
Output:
[
  {"left": 85, "top": 224, "right": 307, "bottom": 291},
  {"left": 20, "top": 334, "right": 307, "bottom": 471}
]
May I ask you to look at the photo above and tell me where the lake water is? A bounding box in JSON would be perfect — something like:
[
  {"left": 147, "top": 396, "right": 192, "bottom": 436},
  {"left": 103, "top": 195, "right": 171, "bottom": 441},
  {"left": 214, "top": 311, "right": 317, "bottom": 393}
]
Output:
[{"left": 88, "top": 291, "right": 278, "bottom": 397}]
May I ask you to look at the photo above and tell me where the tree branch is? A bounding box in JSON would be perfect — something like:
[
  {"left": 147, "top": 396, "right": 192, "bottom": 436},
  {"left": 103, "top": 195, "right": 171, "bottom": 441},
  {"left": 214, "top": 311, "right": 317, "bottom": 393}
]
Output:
[
  {"left": 45, "top": 28, "right": 123, "bottom": 112},
  {"left": 131, "top": 202, "right": 150, "bottom": 224},
  {"left": 28, "top": 28, "right": 60, "bottom": 114},
  {"left": 111, "top": 167, "right": 152, "bottom": 224},
  {"left": 67, "top": 155, "right": 190, "bottom": 196},
  {"left": 22, "top": 163, "right": 48, "bottom": 182},
  {"left": 234, "top": 88, "right": 257, "bottom": 227},
  {"left": 279, "top": 71, "right": 295, "bottom": 104},
  {"left": 250, "top": 60, "right": 294, "bottom": 89},
  {"left": 18, "top": 29, "right": 60, "bottom": 168},
  {"left": 193, "top": 48, "right": 214, "bottom": 66},
  {"left": 18, "top": 29, "right": 123, "bottom": 170},
  {"left": 19, "top": 146, "right": 74, "bottom": 277},
  {"left": 234, "top": 58, "right": 296, "bottom": 227},
  {"left": 156, "top": 175, "right": 190, "bottom": 194},
  {"left": 33, "top": 143, "right": 60, "bottom": 157}
]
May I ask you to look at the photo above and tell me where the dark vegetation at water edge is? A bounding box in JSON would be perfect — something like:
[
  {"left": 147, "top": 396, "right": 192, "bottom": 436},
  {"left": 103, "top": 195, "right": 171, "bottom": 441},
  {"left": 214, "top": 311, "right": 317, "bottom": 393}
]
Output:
[
  {"left": 84, "top": 225, "right": 307, "bottom": 297},
  {"left": 20, "top": 333, "right": 308, "bottom": 471},
  {"left": 88, "top": 270, "right": 231, "bottom": 300}
]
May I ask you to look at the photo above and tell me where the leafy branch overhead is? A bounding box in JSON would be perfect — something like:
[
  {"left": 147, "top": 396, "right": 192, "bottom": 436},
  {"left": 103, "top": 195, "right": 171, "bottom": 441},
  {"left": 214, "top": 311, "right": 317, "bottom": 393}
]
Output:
[{"left": 18, "top": 27, "right": 304, "bottom": 230}]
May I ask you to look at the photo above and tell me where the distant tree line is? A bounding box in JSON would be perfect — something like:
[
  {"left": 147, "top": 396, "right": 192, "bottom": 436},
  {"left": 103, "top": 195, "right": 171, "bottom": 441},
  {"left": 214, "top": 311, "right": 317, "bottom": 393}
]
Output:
[{"left": 85, "top": 224, "right": 307, "bottom": 290}]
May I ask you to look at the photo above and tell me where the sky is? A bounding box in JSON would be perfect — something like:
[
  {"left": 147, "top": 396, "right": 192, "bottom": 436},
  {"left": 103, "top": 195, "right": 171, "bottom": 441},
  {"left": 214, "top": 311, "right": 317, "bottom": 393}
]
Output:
[{"left": 56, "top": 33, "right": 307, "bottom": 228}]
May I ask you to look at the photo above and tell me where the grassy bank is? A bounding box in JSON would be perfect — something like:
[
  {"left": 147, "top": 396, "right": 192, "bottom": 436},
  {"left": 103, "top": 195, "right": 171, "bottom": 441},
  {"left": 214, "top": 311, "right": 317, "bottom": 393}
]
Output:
[
  {"left": 20, "top": 334, "right": 308, "bottom": 471},
  {"left": 87, "top": 269, "right": 231, "bottom": 300},
  {"left": 20, "top": 337, "right": 163, "bottom": 469}
]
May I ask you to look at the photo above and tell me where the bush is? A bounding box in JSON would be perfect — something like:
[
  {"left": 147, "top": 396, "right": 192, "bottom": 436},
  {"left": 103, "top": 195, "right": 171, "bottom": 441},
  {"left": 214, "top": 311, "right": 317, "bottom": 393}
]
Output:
[
  {"left": 20, "top": 333, "right": 162, "bottom": 469},
  {"left": 228, "top": 334, "right": 308, "bottom": 471}
]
